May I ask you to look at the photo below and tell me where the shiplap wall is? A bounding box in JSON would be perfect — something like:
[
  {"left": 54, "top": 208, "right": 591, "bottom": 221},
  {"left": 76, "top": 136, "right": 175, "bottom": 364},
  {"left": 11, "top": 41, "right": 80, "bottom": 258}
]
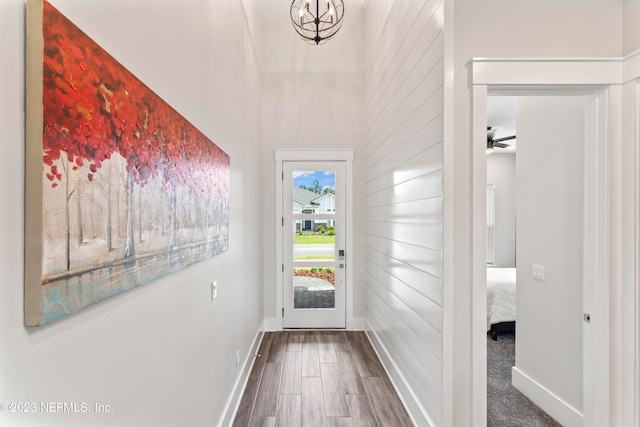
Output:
[{"left": 364, "top": 0, "right": 445, "bottom": 425}]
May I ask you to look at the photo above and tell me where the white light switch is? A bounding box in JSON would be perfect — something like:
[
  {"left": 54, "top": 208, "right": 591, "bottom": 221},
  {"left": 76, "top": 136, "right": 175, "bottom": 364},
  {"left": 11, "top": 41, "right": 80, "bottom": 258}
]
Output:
[{"left": 532, "top": 265, "right": 545, "bottom": 281}]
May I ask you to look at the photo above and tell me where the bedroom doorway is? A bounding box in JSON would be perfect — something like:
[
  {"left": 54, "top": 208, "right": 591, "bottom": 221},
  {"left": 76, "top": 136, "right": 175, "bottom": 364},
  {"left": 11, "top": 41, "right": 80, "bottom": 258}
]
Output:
[
  {"left": 472, "top": 73, "right": 612, "bottom": 427},
  {"left": 485, "top": 94, "right": 588, "bottom": 426}
]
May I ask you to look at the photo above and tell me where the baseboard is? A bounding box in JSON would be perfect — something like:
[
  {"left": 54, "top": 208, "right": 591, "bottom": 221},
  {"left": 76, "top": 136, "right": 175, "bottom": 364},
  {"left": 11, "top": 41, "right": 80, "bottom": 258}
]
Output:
[
  {"left": 511, "top": 366, "right": 583, "bottom": 427},
  {"left": 365, "top": 324, "right": 436, "bottom": 427},
  {"left": 218, "top": 324, "right": 264, "bottom": 427},
  {"left": 264, "top": 316, "right": 363, "bottom": 331}
]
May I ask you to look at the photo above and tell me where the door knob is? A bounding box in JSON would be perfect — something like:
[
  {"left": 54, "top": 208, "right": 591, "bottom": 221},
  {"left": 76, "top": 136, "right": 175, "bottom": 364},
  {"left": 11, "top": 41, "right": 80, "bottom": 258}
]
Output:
[{"left": 339, "top": 264, "right": 344, "bottom": 268}]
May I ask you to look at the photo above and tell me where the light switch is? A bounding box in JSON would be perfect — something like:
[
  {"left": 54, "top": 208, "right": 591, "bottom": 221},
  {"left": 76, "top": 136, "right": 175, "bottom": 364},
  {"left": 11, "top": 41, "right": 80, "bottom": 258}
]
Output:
[{"left": 532, "top": 265, "right": 545, "bottom": 281}]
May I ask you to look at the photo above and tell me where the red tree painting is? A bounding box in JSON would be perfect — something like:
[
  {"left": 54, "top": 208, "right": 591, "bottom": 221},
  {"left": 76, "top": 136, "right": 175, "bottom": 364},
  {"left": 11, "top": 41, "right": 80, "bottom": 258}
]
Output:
[{"left": 25, "top": 0, "right": 230, "bottom": 326}]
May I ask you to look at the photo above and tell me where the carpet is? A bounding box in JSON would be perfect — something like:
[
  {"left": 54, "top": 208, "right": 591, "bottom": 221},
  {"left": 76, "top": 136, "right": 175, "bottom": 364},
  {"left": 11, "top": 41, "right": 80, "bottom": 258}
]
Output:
[{"left": 487, "top": 332, "right": 562, "bottom": 426}]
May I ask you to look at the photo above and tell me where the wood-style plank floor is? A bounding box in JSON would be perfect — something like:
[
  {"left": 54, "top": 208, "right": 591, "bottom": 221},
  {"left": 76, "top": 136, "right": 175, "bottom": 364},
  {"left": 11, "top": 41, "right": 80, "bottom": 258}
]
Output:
[{"left": 232, "top": 331, "right": 414, "bottom": 427}]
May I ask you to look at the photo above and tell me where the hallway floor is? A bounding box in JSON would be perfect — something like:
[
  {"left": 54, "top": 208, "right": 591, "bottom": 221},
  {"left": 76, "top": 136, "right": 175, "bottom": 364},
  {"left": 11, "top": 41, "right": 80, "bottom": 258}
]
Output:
[{"left": 232, "top": 331, "right": 414, "bottom": 427}]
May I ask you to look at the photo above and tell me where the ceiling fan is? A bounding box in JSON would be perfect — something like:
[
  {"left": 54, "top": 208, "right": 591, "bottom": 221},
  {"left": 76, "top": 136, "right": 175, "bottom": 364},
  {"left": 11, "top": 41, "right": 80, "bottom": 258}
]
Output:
[{"left": 487, "top": 126, "right": 516, "bottom": 152}]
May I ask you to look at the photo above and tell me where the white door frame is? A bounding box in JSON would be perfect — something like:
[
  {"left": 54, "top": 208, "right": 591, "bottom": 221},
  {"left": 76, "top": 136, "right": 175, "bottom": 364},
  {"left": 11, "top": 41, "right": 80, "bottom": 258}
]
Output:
[
  {"left": 274, "top": 149, "right": 354, "bottom": 330},
  {"left": 624, "top": 52, "right": 640, "bottom": 427},
  {"left": 470, "top": 58, "right": 621, "bottom": 427},
  {"left": 636, "top": 79, "right": 640, "bottom": 427}
]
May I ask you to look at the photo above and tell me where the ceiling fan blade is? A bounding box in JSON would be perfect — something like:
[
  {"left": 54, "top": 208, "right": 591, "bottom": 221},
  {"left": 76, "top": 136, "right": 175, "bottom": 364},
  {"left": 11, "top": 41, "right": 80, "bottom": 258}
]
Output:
[
  {"left": 492, "top": 141, "right": 511, "bottom": 149},
  {"left": 492, "top": 135, "right": 516, "bottom": 143},
  {"left": 487, "top": 128, "right": 517, "bottom": 151}
]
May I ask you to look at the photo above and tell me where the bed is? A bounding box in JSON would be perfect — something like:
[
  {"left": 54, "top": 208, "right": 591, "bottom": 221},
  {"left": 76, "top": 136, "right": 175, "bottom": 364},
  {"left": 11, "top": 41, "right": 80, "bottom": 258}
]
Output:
[{"left": 487, "top": 267, "right": 516, "bottom": 340}]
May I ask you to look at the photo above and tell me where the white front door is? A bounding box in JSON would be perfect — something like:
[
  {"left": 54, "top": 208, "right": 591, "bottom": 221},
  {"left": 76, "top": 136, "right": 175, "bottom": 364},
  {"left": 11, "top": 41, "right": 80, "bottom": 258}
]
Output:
[{"left": 282, "top": 161, "right": 346, "bottom": 328}]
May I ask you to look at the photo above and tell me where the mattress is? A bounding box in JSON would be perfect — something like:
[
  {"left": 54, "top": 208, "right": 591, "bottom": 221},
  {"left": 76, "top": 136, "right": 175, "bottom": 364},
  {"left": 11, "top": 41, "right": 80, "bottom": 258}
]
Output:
[{"left": 487, "top": 267, "right": 516, "bottom": 331}]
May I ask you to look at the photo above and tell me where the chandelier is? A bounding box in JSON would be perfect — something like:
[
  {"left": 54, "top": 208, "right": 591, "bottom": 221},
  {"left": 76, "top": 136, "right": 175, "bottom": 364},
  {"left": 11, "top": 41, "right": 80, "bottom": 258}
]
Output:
[{"left": 290, "top": 0, "right": 345, "bottom": 45}]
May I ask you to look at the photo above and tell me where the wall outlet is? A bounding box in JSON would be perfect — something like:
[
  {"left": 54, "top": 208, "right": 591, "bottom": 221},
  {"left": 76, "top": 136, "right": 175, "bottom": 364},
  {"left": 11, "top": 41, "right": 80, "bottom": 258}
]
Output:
[
  {"left": 235, "top": 350, "right": 240, "bottom": 368},
  {"left": 211, "top": 281, "right": 217, "bottom": 300},
  {"left": 532, "top": 264, "right": 545, "bottom": 281}
]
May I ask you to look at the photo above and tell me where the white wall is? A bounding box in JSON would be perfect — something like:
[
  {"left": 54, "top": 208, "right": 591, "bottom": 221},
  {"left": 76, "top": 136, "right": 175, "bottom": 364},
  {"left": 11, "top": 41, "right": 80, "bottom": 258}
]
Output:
[
  {"left": 514, "top": 95, "right": 586, "bottom": 417},
  {"left": 0, "top": 0, "right": 263, "bottom": 425},
  {"left": 451, "top": 1, "right": 623, "bottom": 424},
  {"left": 624, "top": 0, "right": 640, "bottom": 54},
  {"left": 364, "top": 0, "right": 445, "bottom": 425},
  {"left": 256, "top": 1, "right": 367, "bottom": 328},
  {"left": 486, "top": 154, "right": 516, "bottom": 268}
]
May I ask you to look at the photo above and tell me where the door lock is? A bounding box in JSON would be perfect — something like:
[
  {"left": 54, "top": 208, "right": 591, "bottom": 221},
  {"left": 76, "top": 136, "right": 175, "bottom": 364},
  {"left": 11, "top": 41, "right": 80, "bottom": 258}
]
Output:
[
  {"left": 339, "top": 249, "right": 345, "bottom": 260},
  {"left": 339, "top": 264, "right": 345, "bottom": 268}
]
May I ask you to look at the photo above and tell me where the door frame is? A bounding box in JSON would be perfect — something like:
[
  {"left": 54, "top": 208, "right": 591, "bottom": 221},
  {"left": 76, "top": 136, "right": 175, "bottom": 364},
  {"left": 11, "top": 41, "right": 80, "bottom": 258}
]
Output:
[
  {"left": 470, "top": 58, "right": 621, "bottom": 427},
  {"left": 274, "top": 149, "right": 354, "bottom": 330}
]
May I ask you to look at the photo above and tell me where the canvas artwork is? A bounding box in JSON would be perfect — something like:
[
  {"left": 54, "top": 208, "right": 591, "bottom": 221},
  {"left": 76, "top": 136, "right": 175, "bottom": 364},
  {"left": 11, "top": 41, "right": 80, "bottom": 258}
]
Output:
[{"left": 25, "top": 0, "right": 230, "bottom": 326}]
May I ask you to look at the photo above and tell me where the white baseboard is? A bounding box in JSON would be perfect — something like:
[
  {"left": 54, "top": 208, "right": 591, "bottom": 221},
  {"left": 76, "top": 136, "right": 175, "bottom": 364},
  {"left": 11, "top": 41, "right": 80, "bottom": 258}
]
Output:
[
  {"left": 264, "top": 316, "right": 363, "bottom": 331},
  {"left": 511, "top": 366, "right": 583, "bottom": 427},
  {"left": 365, "top": 324, "right": 436, "bottom": 427},
  {"left": 218, "top": 325, "right": 264, "bottom": 427}
]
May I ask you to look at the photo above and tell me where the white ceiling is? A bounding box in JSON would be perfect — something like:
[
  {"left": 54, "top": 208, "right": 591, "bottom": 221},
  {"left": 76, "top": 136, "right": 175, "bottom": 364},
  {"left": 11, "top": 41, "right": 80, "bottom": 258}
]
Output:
[{"left": 487, "top": 96, "right": 516, "bottom": 138}]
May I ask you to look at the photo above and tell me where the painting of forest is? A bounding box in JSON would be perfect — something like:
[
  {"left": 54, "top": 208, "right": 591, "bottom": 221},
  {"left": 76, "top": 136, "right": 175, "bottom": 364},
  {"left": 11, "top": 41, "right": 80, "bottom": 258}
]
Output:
[{"left": 25, "top": 0, "right": 230, "bottom": 326}]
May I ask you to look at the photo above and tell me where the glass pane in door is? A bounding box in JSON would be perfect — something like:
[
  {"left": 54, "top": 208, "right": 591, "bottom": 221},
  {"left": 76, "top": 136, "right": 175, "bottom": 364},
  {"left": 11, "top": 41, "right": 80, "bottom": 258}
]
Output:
[
  {"left": 291, "top": 170, "right": 336, "bottom": 215},
  {"left": 293, "top": 221, "right": 335, "bottom": 262},
  {"left": 293, "top": 267, "right": 335, "bottom": 309}
]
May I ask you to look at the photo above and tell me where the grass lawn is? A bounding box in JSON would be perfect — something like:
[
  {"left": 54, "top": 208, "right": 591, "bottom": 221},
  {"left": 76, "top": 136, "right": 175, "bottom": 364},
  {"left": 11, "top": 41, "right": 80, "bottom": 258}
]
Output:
[{"left": 294, "top": 234, "right": 335, "bottom": 244}]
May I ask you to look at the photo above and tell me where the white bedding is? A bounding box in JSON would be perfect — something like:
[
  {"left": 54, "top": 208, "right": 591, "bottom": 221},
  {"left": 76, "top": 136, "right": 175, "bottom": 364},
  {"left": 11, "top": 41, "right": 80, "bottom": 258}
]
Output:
[{"left": 487, "top": 267, "right": 516, "bottom": 331}]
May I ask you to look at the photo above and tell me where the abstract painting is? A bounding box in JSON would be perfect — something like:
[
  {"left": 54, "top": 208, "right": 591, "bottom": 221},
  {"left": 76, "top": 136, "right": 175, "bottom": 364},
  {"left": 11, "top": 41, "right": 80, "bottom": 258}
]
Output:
[{"left": 25, "top": 0, "right": 230, "bottom": 326}]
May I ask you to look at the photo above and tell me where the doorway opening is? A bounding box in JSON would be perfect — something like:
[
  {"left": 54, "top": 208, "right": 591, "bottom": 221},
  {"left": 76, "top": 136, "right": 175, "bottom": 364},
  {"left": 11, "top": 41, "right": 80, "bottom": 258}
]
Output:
[
  {"left": 485, "top": 94, "right": 590, "bottom": 425},
  {"left": 471, "top": 71, "right": 612, "bottom": 427}
]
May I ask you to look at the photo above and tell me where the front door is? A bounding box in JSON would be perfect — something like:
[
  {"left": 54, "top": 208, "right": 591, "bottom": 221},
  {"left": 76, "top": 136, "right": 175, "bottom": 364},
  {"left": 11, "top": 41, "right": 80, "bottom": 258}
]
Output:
[{"left": 283, "top": 161, "right": 346, "bottom": 328}]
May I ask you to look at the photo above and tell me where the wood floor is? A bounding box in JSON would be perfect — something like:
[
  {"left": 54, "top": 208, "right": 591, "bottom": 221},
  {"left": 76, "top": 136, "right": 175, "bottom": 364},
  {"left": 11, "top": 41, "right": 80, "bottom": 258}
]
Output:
[{"left": 232, "top": 331, "right": 414, "bottom": 427}]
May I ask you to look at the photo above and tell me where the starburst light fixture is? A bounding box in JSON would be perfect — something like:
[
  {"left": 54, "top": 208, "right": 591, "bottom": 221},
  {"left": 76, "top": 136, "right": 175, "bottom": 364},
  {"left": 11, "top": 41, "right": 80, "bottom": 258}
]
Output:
[{"left": 290, "top": 0, "right": 345, "bottom": 45}]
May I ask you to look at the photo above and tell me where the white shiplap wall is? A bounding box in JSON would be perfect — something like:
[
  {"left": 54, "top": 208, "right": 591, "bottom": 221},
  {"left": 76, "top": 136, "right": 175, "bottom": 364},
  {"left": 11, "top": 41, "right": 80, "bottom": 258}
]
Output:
[{"left": 364, "top": 0, "right": 445, "bottom": 425}]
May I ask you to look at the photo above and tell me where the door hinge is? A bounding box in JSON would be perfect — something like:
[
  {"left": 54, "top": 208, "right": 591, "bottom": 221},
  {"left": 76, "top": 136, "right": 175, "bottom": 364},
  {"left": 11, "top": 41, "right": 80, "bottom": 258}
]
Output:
[
  {"left": 282, "top": 307, "right": 284, "bottom": 317},
  {"left": 282, "top": 264, "right": 284, "bottom": 272},
  {"left": 282, "top": 172, "right": 284, "bottom": 180},
  {"left": 282, "top": 217, "right": 284, "bottom": 226}
]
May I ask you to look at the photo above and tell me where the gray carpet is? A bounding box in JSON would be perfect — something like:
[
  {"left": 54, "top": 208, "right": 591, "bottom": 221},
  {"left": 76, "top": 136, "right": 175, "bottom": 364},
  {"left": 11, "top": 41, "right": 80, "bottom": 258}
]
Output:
[{"left": 487, "top": 332, "right": 562, "bottom": 426}]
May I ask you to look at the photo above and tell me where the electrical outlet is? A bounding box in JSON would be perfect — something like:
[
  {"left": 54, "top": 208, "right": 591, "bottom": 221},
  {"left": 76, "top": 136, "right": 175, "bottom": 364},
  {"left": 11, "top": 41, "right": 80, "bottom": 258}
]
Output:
[
  {"left": 211, "top": 281, "right": 217, "bottom": 300},
  {"left": 235, "top": 350, "right": 240, "bottom": 368}
]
